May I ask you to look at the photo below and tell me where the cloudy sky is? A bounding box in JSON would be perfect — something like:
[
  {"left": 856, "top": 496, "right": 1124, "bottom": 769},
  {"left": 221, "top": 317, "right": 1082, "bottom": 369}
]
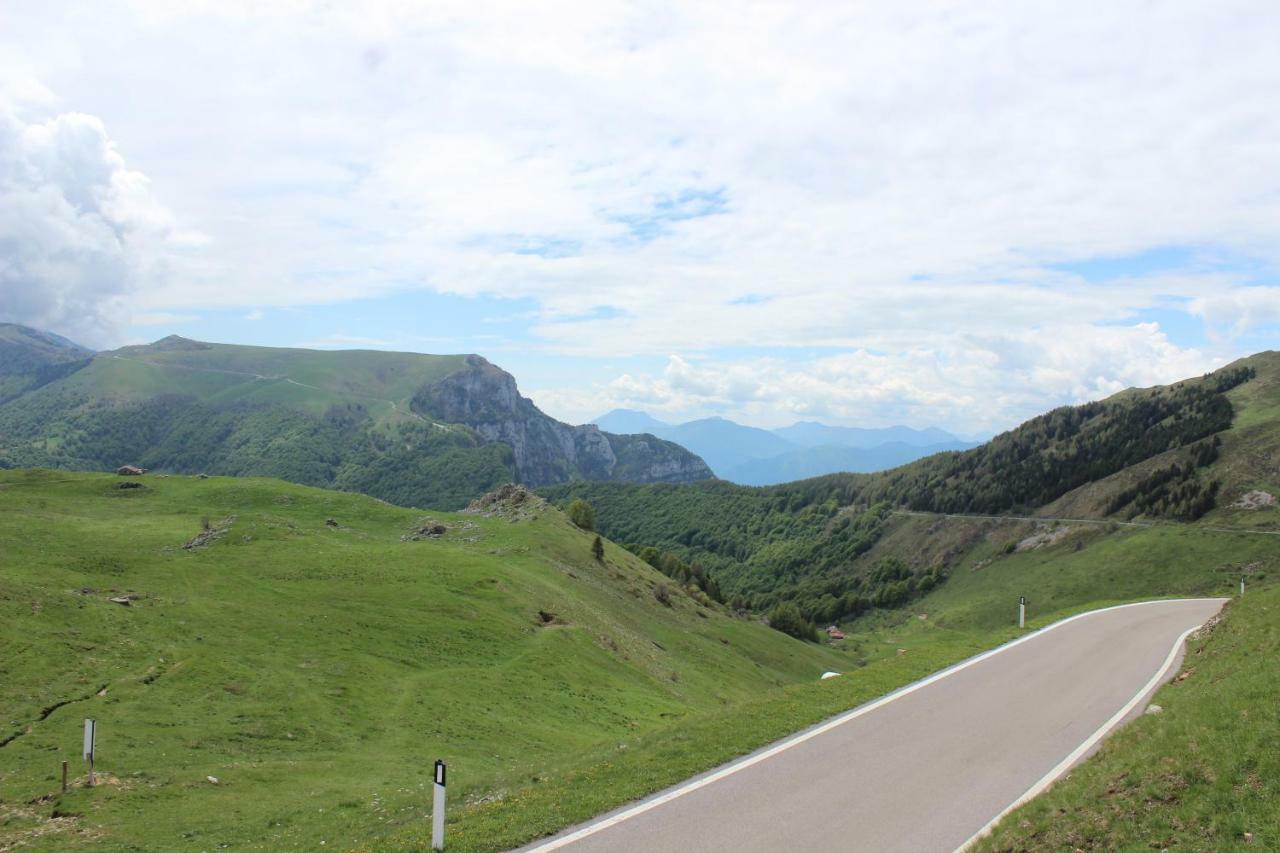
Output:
[{"left": 2, "top": 1, "right": 1278, "bottom": 435}]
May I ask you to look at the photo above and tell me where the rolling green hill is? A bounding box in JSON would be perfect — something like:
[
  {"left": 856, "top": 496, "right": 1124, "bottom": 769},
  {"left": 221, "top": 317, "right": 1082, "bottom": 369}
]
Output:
[
  {"left": 4, "top": 350, "right": 1278, "bottom": 850},
  {"left": 0, "top": 334, "right": 712, "bottom": 509},
  {"left": 544, "top": 351, "right": 1280, "bottom": 623},
  {"left": 0, "top": 469, "right": 842, "bottom": 850}
]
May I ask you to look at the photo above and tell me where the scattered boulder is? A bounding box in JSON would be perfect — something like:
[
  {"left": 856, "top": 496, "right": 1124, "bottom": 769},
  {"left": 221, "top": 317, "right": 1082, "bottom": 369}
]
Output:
[
  {"left": 107, "top": 595, "right": 139, "bottom": 606},
  {"left": 195, "top": 473, "right": 209, "bottom": 480},
  {"left": 116, "top": 465, "right": 146, "bottom": 476},
  {"left": 820, "top": 671, "right": 841, "bottom": 680},
  {"left": 324, "top": 518, "right": 338, "bottom": 527},
  {"left": 115, "top": 481, "right": 144, "bottom": 490},
  {"left": 896, "top": 648, "right": 907, "bottom": 656},
  {"left": 1230, "top": 490, "right": 1277, "bottom": 510},
  {"left": 463, "top": 484, "right": 547, "bottom": 521},
  {"left": 1145, "top": 703, "right": 1163, "bottom": 715},
  {"left": 206, "top": 776, "right": 219, "bottom": 785},
  {"left": 403, "top": 519, "right": 449, "bottom": 540}
]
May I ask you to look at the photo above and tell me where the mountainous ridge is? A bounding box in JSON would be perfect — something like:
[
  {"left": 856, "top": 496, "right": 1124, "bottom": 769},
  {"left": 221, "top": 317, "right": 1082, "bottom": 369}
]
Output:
[
  {"left": 0, "top": 333, "right": 712, "bottom": 507},
  {"left": 719, "top": 438, "right": 979, "bottom": 486},
  {"left": 547, "top": 351, "right": 1280, "bottom": 624},
  {"left": 0, "top": 322, "right": 94, "bottom": 404},
  {"left": 592, "top": 407, "right": 974, "bottom": 484}
]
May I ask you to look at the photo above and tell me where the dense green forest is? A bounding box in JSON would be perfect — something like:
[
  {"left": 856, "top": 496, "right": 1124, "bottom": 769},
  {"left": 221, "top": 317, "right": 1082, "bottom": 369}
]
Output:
[{"left": 858, "top": 367, "right": 1252, "bottom": 515}]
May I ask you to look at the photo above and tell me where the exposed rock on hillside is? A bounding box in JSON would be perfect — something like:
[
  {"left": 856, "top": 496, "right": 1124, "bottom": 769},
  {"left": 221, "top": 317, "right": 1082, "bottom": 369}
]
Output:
[
  {"left": 412, "top": 355, "right": 712, "bottom": 486},
  {"left": 463, "top": 483, "right": 546, "bottom": 521},
  {"left": 1230, "top": 490, "right": 1276, "bottom": 510}
]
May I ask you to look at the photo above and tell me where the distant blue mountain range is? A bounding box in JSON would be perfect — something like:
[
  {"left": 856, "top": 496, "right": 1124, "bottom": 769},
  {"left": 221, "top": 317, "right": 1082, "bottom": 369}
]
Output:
[{"left": 591, "top": 409, "right": 979, "bottom": 485}]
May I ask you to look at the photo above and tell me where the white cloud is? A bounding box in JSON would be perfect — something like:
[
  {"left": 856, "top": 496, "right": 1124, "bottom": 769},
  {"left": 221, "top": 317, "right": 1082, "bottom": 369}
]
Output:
[
  {"left": 0, "top": 109, "right": 203, "bottom": 346},
  {"left": 132, "top": 312, "right": 198, "bottom": 326},
  {"left": 2, "top": 2, "right": 1277, "bottom": 427},
  {"left": 1188, "top": 287, "right": 1280, "bottom": 340},
  {"left": 531, "top": 323, "right": 1218, "bottom": 434}
]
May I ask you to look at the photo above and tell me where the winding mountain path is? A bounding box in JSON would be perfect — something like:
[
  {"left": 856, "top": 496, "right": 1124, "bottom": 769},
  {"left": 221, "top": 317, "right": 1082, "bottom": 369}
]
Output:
[{"left": 526, "top": 598, "right": 1225, "bottom": 853}]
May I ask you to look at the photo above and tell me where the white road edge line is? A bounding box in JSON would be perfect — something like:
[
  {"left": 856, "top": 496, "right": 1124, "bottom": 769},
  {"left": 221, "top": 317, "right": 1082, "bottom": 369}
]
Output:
[
  {"left": 954, "top": 610, "right": 1219, "bottom": 851},
  {"left": 526, "top": 597, "right": 1227, "bottom": 852}
]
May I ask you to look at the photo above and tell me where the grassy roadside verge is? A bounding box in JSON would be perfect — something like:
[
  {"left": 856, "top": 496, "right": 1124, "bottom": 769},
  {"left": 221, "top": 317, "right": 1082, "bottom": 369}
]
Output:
[
  {"left": 386, "top": 622, "right": 1025, "bottom": 851},
  {"left": 978, "top": 585, "right": 1279, "bottom": 851}
]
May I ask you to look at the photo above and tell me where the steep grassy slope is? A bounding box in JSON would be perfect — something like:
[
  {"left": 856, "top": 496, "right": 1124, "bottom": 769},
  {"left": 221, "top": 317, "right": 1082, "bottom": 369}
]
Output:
[
  {"left": 0, "top": 469, "right": 841, "bottom": 850},
  {"left": 0, "top": 336, "right": 711, "bottom": 508},
  {"left": 978, "top": 585, "right": 1279, "bottom": 851}
]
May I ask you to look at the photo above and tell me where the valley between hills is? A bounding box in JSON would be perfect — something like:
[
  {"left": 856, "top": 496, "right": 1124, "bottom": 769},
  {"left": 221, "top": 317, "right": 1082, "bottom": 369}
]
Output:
[{"left": 1, "top": 324, "right": 1278, "bottom": 850}]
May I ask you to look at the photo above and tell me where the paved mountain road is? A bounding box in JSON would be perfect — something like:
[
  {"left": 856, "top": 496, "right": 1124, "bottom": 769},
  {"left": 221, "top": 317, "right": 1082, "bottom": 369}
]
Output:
[{"left": 526, "top": 598, "right": 1225, "bottom": 853}]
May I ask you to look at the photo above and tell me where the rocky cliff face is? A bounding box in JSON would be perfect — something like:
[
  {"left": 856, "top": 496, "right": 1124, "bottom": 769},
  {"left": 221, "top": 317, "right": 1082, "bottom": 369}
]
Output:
[{"left": 412, "top": 355, "right": 712, "bottom": 486}]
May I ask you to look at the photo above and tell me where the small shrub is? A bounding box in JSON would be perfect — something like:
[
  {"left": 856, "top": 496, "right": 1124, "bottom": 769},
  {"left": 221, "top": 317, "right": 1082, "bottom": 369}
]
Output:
[
  {"left": 653, "top": 583, "right": 671, "bottom": 606},
  {"left": 567, "top": 498, "right": 595, "bottom": 531},
  {"left": 767, "top": 602, "right": 818, "bottom": 642},
  {"left": 592, "top": 535, "right": 605, "bottom": 562}
]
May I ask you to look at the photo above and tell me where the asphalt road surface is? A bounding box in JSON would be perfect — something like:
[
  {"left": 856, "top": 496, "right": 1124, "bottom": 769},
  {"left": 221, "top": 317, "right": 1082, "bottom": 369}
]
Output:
[{"left": 526, "top": 598, "right": 1225, "bottom": 853}]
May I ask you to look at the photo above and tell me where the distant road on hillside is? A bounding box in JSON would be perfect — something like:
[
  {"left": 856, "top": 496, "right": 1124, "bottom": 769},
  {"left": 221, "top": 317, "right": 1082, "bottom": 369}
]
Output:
[{"left": 525, "top": 598, "right": 1225, "bottom": 853}]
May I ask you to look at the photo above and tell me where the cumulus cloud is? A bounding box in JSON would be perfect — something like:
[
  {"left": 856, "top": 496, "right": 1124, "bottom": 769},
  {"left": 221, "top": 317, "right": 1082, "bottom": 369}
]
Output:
[
  {"left": 533, "top": 323, "right": 1217, "bottom": 434},
  {"left": 0, "top": 110, "right": 198, "bottom": 346},
  {"left": 3, "top": 2, "right": 1276, "bottom": 428},
  {"left": 1188, "top": 287, "right": 1280, "bottom": 340}
]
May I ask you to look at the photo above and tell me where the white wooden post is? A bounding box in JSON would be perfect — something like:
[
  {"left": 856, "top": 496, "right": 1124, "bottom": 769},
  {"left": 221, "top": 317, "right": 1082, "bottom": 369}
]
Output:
[
  {"left": 1018, "top": 596, "right": 1026, "bottom": 629},
  {"left": 83, "top": 719, "right": 96, "bottom": 787},
  {"left": 432, "top": 760, "right": 446, "bottom": 850},
  {"left": 1241, "top": 576, "right": 1245, "bottom": 597}
]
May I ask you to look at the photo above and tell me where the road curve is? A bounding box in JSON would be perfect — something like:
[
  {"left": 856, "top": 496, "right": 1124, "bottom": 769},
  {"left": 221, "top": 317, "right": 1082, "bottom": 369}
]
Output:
[{"left": 525, "top": 598, "right": 1225, "bottom": 853}]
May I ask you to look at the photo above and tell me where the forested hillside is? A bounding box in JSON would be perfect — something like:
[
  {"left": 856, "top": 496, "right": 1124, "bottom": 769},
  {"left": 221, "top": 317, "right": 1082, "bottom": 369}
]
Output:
[
  {"left": 0, "top": 335, "right": 711, "bottom": 508},
  {"left": 546, "top": 353, "right": 1278, "bottom": 628}
]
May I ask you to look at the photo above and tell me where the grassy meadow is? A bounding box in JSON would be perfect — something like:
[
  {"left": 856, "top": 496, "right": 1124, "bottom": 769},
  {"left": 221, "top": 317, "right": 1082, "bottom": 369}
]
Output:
[
  {"left": 2, "top": 467, "right": 1275, "bottom": 850},
  {"left": 0, "top": 469, "right": 846, "bottom": 850}
]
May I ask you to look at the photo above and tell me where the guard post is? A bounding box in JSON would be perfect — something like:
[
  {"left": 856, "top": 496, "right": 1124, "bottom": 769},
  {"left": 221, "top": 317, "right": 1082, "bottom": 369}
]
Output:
[
  {"left": 1018, "top": 595, "right": 1026, "bottom": 629},
  {"left": 432, "top": 760, "right": 446, "bottom": 850},
  {"left": 83, "top": 719, "right": 96, "bottom": 787}
]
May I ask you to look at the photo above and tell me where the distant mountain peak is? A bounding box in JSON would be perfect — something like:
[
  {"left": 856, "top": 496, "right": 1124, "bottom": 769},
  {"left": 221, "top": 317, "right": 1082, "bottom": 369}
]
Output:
[
  {"left": 592, "top": 408, "right": 673, "bottom": 434},
  {"left": 147, "top": 335, "right": 213, "bottom": 352}
]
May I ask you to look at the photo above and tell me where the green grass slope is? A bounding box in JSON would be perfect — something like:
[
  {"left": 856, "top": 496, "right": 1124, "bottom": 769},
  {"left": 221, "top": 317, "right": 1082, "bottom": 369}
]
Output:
[
  {"left": 978, "top": 585, "right": 1279, "bottom": 851},
  {"left": 0, "top": 336, "right": 712, "bottom": 508},
  {"left": 0, "top": 469, "right": 844, "bottom": 850},
  {"left": 96, "top": 337, "right": 470, "bottom": 420}
]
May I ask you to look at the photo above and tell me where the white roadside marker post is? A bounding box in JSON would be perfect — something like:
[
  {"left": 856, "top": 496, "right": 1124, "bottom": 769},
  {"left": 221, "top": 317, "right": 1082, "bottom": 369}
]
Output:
[
  {"left": 83, "top": 719, "right": 96, "bottom": 787},
  {"left": 432, "top": 760, "right": 446, "bottom": 850},
  {"left": 1241, "top": 576, "right": 1246, "bottom": 597},
  {"left": 1018, "top": 596, "right": 1026, "bottom": 629}
]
